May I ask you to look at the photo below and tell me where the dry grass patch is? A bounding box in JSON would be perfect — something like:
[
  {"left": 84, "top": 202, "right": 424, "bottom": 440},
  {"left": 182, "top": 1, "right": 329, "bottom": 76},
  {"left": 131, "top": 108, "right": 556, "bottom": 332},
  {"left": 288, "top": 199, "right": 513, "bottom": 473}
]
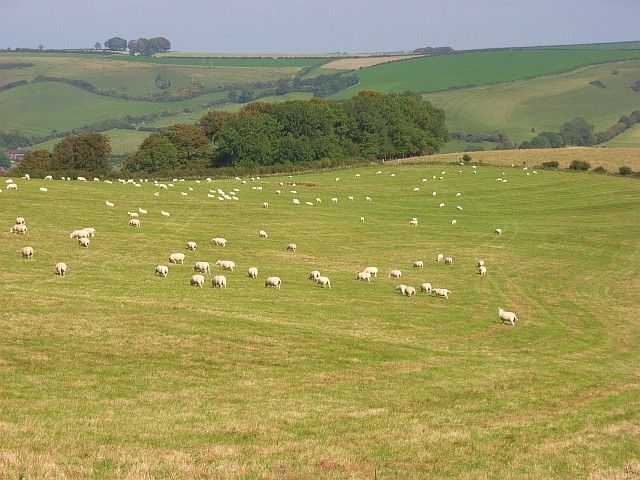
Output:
[{"left": 321, "top": 55, "right": 423, "bottom": 70}]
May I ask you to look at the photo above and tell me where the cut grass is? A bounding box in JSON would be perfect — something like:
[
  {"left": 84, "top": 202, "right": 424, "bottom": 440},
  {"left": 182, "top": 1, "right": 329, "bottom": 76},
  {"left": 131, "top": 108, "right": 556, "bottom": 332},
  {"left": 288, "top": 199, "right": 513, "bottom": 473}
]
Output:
[
  {"left": 29, "top": 129, "right": 150, "bottom": 156},
  {"left": 1, "top": 162, "right": 639, "bottom": 478}
]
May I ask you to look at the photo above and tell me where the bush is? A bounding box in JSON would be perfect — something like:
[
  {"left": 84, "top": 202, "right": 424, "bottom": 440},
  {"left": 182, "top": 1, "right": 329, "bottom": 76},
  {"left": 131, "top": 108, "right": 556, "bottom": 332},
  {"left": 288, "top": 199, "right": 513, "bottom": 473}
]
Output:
[
  {"left": 592, "top": 166, "right": 607, "bottom": 174},
  {"left": 461, "top": 153, "right": 472, "bottom": 163},
  {"left": 619, "top": 166, "right": 634, "bottom": 176},
  {"left": 569, "top": 160, "right": 591, "bottom": 171},
  {"left": 540, "top": 160, "right": 559, "bottom": 169}
]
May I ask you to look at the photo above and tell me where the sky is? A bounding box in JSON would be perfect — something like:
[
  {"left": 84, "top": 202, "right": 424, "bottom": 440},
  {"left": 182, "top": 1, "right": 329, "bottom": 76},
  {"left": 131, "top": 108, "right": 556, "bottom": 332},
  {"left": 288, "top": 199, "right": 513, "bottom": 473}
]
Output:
[{"left": 1, "top": 0, "right": 639, "bottom": 53}]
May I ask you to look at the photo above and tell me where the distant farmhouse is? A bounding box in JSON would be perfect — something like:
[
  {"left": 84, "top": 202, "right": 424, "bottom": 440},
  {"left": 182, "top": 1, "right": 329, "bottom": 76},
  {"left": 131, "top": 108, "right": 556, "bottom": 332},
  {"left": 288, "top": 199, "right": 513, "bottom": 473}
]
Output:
[{"left": 8, "top": 149, "right": 27, "bottom": 161}]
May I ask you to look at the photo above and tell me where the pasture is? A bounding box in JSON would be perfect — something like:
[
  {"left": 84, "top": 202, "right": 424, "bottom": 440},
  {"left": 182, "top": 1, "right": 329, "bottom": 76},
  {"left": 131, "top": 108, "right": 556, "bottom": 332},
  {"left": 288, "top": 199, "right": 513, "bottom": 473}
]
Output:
[
  {"left": 1, "top": 163, "right": 639, "bottom": 478},
  {"left": 29, "top": 129, "right": 150, "bottom": 156}
]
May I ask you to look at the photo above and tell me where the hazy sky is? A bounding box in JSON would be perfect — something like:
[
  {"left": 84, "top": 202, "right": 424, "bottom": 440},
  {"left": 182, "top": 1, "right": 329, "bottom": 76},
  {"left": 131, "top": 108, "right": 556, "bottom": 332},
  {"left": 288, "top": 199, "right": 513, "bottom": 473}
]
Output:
[{"left": 1, "top": 0, "right": 638, "bottom": 53}]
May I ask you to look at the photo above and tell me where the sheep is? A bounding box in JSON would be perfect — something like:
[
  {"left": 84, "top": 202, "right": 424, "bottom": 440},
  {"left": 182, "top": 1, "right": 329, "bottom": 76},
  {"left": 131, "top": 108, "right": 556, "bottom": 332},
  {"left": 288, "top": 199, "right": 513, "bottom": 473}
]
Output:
[
  {"left": 292, "top": 199, "right": 301, "bottom": 205},
  {"left": 290, "top": 190, "right": 297, "bottom": 194},
  {"left": 211, "top": 237, "right": 227, "bottom": 247},
  {"left": 168, "top": 253, "right": 185, "bottom": 264},
  {"left": 404, "top": 286, "right": 416, "bottom": 297},
  {"left": 456, "top": 206, "right": 463, "bottom": 211},
  {"left": 420, "top": 282, "right": 432, "bottom": 293},
  {"left": 7, "top": 183, "right": 17, "bottom": 190},
  {"left": 10, "top": 224, "right": 27, "bottom": 234},
  {"left": 216, "top": 260, "right": 235, "bottom": 272},
  {"left": 498, "top": 308, "right": 518, "bottom": 326},
  {"left": 363, "top": 266, "right": 378, "bottom": 277},
  {"left": 477, "top": 259, "right": 485, "bottom": 267},
  {"left": 186, "top": 241, "right": 197, "bottom": 251},
  {"left": 432, "top": 288, "right": 450, "bottom": 299},
  {"left": 451, "top": 219, "right": 457, "bottom": 226},
  {"left": 309, "top": 270, "right": 321, "bottom": 280},
  {"left": 138, "top": 208, "right": 147, "bottom": 214},
  {"left": 390, "top": 173, "right": 396, "bottom": 177},
  {"left": 356, "top": 271, "right": 372, "bottom": 282},
  {"left": 305, "top": 201, "right": 314, "bottom": 206},
  {"left": 190, "top": 274, "right": 205, "bottom": 287},
  {"left": 495, "top": 228, "right": 503, "bottom": 235},
  {"left": 181, "top": 192, "right": 188, "bottom": 196},
  {"left": 194, "top": 261, "right": 210, "bottom": 274},
  {"left": 128, "top": 219, "right": 141, "bottom": 227},
  {"left": 78, "top": 237, "right": 90, "bottom": 247},
  {"left": 348, "top": 196, "right": 354, "bottom": 201},
  {"left": 315, "top": 276, "right": 331, "bottom": 289},
  {"left": 45, "top": 175, "right": 53, "bottom": 180},
  {"left": 286, "top": 243, "right": 297, "bottom": 253},
  {"left": 413, "top": 260, "right": 424, "bottom": 269},
  {"left": 265, "top": 276, "right": 281, "bottom": 289},
  {"left": 128, "top": 211, "right": 139, "bottom": 217},
  {"left": 247, "top": 267, "right": 259, "bottom": 278},
  {"left": 413, "top": 187, "right": 420, "bottom": 192},
  {"left": 456, "top": 192, "right": 461, "bottom": 197},
  {"left": 432, "top": 191, "right": 437, "bottom": 196},
  {"left": 259, "top": 230, "right": 269, "bottom": 239},
  {"left": 77, "top": 176, "right": 87, "bottom": 181},
  {"left": 388, "top": 269, "right": 402, "bottom": 278},
  {"left": 355, "top": 173, "right": 361, "bottom": 178},
  {"left": 212, "top": 275, "right": 227, "bottom": 289},
  {"left": 105, "top": 201, "right": 114, "bottom": 207},
  {"left": 315, "top": 197, "right": 322, "bottom": 203},
  {"left": 479, "top": 265, "right": 487, "bottom": 276},
  {"left": 70, "top": 229, "right": 89, "bottom": 239},
  {"left": 439, "top": 202, "right": 445, "bottom": 208},
  {"left": 160, "top": 210, "right": 170, "bottom": 216},
  {"left": 436, "top": 253, "right": 444, "bottom": 263},
  {"left": 21, "top": 246, "right": 34, "bottom": 259},
  {"left": 83, "top": 227, "right": 96, "bottom": 237},
  {"left": 262, "top": 202, "right": 269, "bottom": 208},
  {"left": 395, "top": 284, "right": 407, "bottom": 295},
  {"left": 39, "top": 187, "right": 48, "bottom": 192},
  {"left": 15, "top": 217, "right": 25, "bottom": 225},
  {"left": 94, "top": 177, "right": 100, "bottom": 182},
  {"left": 155, "top": 265, "right": 169, "bottom": 277},
  {"left": 331, "top": 197, "right": 338, "bottom": 203},
  {"left": 55, "top": 262, "right": 67, "bottom": 276},
  {"left": 360, "top": 216, "right": 365, "bottom": 224},
  {"left": 365, "top": 196, "right": 372, "bottom": 202},
  {"left": 444, "top": 257, "right": 453, "bottom": 265},
  {"left": 276, "top": 190, "right": 281, "bottom": 195},
  {"left": 376, "top": 170, "right": 382, "bottom": 174},
  {"left": 409, "top": 218, "right": 418, "bottom": 226}
]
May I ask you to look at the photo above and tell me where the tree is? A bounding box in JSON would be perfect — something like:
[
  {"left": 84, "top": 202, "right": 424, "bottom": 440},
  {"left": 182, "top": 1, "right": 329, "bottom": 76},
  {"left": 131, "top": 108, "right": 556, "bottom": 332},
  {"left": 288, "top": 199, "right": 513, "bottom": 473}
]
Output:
[
  {"left": 214, "top": 114, "right": 281, "bottom": 168},
  {"left": 121, "top": 134, "right": 179, "bottom": 173},
  {"left": 163, "top": 124, "right": 212, "bottom": 163},
  {"left": 51, "top": 132, "right": 111, "bottom": 174},
  {"left": 0, "top": 130, "right": 31, "bottom": 149},
  {"left": 559, "top": 117, "right": 595, "bottom": 146},
  {"left": 0, "top": 150, "right": 11, "bottom": 170},
  {"left": 128, "top": 37, "right": 171, "bottom": 56},
  {"left": 462, "top": 153, "right": 472, "bottom": 163},
  {"left": 104, "top": 36, "right": 127, "bottom": 51},
  {"left": 155, "top": 73, "right": 171, "bottom": 89},
  {"left": 199, "top": 111, "right": 236, "bottom": 140},
  {"left": 94, "top": 42, "right": 102, "bottom": 50},
  {"left": 16, "top": 149, "right": 53, "bottom": 172},
  {"left": 148, "top": 37, "right": 171, "bottom": 51}
]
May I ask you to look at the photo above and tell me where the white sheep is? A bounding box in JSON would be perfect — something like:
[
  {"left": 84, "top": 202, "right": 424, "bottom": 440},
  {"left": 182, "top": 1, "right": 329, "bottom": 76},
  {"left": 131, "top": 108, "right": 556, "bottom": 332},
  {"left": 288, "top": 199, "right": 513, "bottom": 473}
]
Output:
[
  {"left": 365, "top": 196, "right": 372, "bottom": 202},
  {"left": 348, "top": 196, "right": 354, "bottom": 201},
  {"left": 356, "top": 271, "right": 372, "bottom": 282},
  {"left": 409, "top": 219, "right": 418, "bottom": 226},
  {"left": 444, "top": 257, "right": 453, "bottom": 265},
  {"left": 477, "top": 259, "right": 485, "bottom": 267},
  {"left": 286, "top": 243, "right": 297, "bottom": 253},
  {"left": 363, "top": 266, "right": 378, "bottom": 277},
  {"left": 77, "top": 176, "right": 86, "bottom": 181},
  {"left": 292, "top": 199, "right": 301, "bottom": 205},
  {"left": 413, "top": 187, "right": 420, "bottom": 192},
  {"left": 247, "top": 267, "right": 259, "bottom": 278},
  {"left": 404, "top": 286, "right": 416, "bottom": 297},
  {"left": 432, "top": 288, "right": 450, "bottom": 299},
  {"left": 78, "top": 237, "right": 90, "bottom": 247},
  {"left": 305, "top": 201, "right": 314, "bottom": 206},
  {"left": 456, "top": 206, "right": 463, "bottom": 211},
  {"left": 190, "top": 274, "right": 205, "bottom": 287},
  {"left": 376, "top": 170, "right": 382, "bottom": 174},
  {"left": 258, "top": 230, "right": 268, "bottom": 239},
  {"left": 479, "top": 265, "right": 487, "bottom": 276},
  {"left": 315, "top": 276, "right": 331, "bottom": 289},
  {"left": 456, "top": 192, "right": 461, "bottom": 197},
  {"left": 15, "top": 217, "right": 25, "bottom": 225},
  {"left": 451, "top": 220, "right": 457, "bottom": 226},
  {"left": 128, "top": 211, "right": 139, "bottom": 217},
  {"left": 388, "top": 269, "right": 402, "bottom": 278},
  {"left": 498, "top": 308, "right": 518, "bottom": 326},
  {"left": 436, "top": 253, "right": 444, "bottom": 263},
  {"left": 315, "top": 198, "right": 321, "bottom": 203},
  {"left": 160, "top": 210, "right": 170, "bottom": 217},
  {"left": 360, "top": 216, "right": 365, "bottom": 223},
  {"left": 331, "top": 197, "right": 338, "bottom": 203},
  {"left": 432, "top": 191, "right": 436, "bottom": 196},
  {"left": 265, "top": 276, "right": 281, "bottom": 289},
  {"left": 55, "top": 262, "right": 67, "bottom": 276},
  {"left": 7, "top": 183, "right": 17, "bottom": 190},
  {"left": 128, "top": 219, "right": 141, "bottom": 227},
  {"left": 186, "top": 241, "right": 197, "bottom": 251},
  {"left": 194, "top": 261, "right": 210, "bottom": 274},
  {"left": 212, "top": 275, "right": 227, "bottom": 289},
  {"left": 420, "top": 283, "right": 432, "bottom": 293},
  {"left": 168, "top": 253, "right": 185, "bottom": 264},
  {"left": 309, "top": 270, "right": 321, "bottom": 280},
  {"left": 262, "top": 202, "right": 269, "bottom": 208},
  {"left": 70, "top": 229, "right": 89, "bottom": 239},
  {"left": 105, "top": 201, "right": 114, "bottom": 207},
  {"left": 155, "top": 265, "right": 168, "bottom": 277},
  {"left": 439, "top": 202, "right": 445, "bottom": 208},
  {"left": 45, "top": 175, "right": 53, "bottom": 180},
  {"left": 138, "top": 208, "right": 147, "bottom": 214},
  {"left": 395, "top": 284, "right": 407, "bottom": 295},
  {"left": 211, "top": 237, "right": 227, "bottom": 247},
  {"left": 82, "top": 227, "right": 95, "bottom": 237},
  {"left": 495, "top": 228, "right": 502, "bottom": 235},
  {"left": 413, "top": 260, "right": 424, "bottom": 269},
  {"left": 216, "top": 260, "right": 235, "bottom": 271},
  {"left": 39, "top": 187, "right": 48, "bottom": 192},
  {"left": 21, "top": 246, "right": 34, "bottom": 259}
]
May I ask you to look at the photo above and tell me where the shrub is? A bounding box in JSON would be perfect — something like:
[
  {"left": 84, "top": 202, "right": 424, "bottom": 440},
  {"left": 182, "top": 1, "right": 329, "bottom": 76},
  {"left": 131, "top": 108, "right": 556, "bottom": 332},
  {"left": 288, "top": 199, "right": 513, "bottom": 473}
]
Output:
[
  {"left": 619, "top": 166, "right": 634, "bottom": 176},
  {"left": 540, "top": 160, "right": 559, "bottom": 169},
  {"left": 592, "top": 166, "right": 607, "bottom": 174},
  {"left": 461, "top": 153, "right": 472, "bottom": 163},
  {"left": 569, "top": 160, "right": 591, "bottom": 171}
]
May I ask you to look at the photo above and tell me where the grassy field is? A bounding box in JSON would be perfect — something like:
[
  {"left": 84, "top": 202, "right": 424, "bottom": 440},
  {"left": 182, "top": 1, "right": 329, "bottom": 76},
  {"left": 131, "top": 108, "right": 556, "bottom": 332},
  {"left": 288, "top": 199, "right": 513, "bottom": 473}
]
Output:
[
  {"left": 1, "top": 162, "right": 639, "bottom": 478},
  {"left": 603, "top": 123, "right": 640, "bottom": 147},
  {"left": 29, "top": 129, "right": 150, "bottom": 156},
  {"left": 331, "top": 48, "right": 640, "bottom": 99}
]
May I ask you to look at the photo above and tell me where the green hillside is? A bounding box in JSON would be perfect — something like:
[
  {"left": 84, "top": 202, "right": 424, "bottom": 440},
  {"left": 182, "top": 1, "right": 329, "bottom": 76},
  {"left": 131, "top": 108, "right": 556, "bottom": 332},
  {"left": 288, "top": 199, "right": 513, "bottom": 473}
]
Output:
[{"left": 29, "top": 129, "right": 150, "bottom": 156}]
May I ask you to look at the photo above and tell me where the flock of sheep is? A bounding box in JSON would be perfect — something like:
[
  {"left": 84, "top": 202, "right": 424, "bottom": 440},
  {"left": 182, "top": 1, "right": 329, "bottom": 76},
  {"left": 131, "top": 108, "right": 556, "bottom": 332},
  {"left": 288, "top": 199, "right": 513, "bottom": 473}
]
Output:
[{"left": 5, "top": 165, "right": 522, "bottom": 326}]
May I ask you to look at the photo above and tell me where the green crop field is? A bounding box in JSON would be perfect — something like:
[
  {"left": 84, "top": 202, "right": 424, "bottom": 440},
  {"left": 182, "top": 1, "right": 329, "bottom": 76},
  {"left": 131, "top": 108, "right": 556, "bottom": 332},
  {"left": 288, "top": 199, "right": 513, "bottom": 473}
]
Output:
[
  {"left": 331, "top": 48, "right": 640, "bottom": 99},
  {"left": 1, "top": 162, "right": 639, "bottom": 478},
  {"left": 424, "top": 60, "right": 640, "bottom": 147},
  {"left": 29, "top": 129, "right": 150, "bottom": 156}
]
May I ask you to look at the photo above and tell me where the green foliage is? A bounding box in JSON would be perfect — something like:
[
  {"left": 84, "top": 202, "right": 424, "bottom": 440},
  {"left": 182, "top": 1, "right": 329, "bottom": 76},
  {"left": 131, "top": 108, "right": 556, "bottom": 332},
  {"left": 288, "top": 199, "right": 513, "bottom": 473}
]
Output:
[
  {"left": 128, "top": 37, "right": 171, "bottom": 56},
  {"left": 163, "top": 124, "right": 212, "bottom": 163},
  {"left": 592, "top": 165, "right": 607, "bottom": 174},
  {"left": 569, "top": 160, "right": 591, "bottom": 171},
  {"left": 461, "top": 153, "right": 472, "bottom": 163},
  {"left": 0, "top": 149, "right": 11, "bottom": 169},
  {"left": 14, "top": 149, "right": 53, "bottom": 174},
  {"left": 154, "top": 73, "right": 171, "bottom": 90},
  {"left": 51, "top": 132, "right": 111, "bottom": 174},
  {"left": 540, "top": 160, "right": 559, "bottom": 169},
  {"left": 0, "top": 130, "right": 31, "bottom": 149},
  {"left": 104, "top": 37, "right": 127, "bottom": 51},
  {"left": 619, "top": 165, "right": 634, "bottom": 175},
  {"left": 121, "top": 134, "right": 179, "bottom": 173}
]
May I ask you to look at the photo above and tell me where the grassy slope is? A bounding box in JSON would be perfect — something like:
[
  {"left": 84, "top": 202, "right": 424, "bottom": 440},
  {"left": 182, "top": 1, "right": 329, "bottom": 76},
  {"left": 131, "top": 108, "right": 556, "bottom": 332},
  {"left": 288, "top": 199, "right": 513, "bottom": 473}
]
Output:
[
  {"left": 424, "top": 60, "right": 640, "bottom": 146},
  {"left": 331, "top": 49, "right": 640, "bottom": 99},
  {"left": 1, "top": 164, "right": 639, "bottom": 479},
  {"left": 603, "top": 123, "right": 640, "bottom": 147},
  {"left": 29, "top": 129, "right": 150, "bottom": 156}
]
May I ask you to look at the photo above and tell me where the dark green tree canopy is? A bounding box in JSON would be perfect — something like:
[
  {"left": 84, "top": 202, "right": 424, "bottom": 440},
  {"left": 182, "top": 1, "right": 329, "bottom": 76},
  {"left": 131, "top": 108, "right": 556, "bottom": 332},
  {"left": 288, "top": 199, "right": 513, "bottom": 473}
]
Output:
[
  {"left": 122, "top": 134, "right": 179, "bottom": 173},
  {"left": 104, "top": 37, "right": 127, "bottom": 51},
  {"left": 51, "top": 132, "right": 111, "bottom": 174}
]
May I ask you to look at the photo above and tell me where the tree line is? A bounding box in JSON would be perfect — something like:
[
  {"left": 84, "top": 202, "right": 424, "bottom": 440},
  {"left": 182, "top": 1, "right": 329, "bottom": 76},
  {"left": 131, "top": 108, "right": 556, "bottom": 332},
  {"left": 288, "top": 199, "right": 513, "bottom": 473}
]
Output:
[{"left": 103, "top": 36, "right": 171, "bottom": 56}]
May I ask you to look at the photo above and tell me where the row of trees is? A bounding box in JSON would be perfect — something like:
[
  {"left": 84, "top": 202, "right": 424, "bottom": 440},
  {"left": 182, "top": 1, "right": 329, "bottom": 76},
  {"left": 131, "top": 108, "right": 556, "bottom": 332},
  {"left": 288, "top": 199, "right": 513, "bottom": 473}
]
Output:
[{"left": 103, "top": 36, "right": 171, "bottom": 55}]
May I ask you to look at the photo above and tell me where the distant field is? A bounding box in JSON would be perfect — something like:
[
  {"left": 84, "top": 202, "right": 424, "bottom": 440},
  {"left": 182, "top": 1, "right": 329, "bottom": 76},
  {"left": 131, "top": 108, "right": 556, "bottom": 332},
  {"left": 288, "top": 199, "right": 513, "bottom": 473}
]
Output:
[
  {"left": 603, "top": 123, "right": 640, "bottom": 147},
  {"left": 29, "top": 129, "right": 149, "bottom": 155},
  {"left": 331, "top": 49, "right": 640, "bottom": 99},
  {"left": 426, "top": 60, "right": 640, "bottom": 146},
  {"left": 321, "top": 55, "right": 422, "bottom": 70}
]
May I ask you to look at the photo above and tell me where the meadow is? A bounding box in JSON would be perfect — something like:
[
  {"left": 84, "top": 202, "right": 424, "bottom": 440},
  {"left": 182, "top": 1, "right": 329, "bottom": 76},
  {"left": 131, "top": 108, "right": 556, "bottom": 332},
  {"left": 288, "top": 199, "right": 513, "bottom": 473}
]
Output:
[
  {"left": 1, "top": 162, "right": 639, "bottom": 479},
  {"left": 29, "top": 129, "right": 150, "bottom": 156}
]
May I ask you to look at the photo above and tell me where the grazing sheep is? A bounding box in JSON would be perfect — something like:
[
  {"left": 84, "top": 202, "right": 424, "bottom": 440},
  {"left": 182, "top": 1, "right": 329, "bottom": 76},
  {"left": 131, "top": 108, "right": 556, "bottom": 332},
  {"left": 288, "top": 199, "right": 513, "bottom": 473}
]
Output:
[
  {"left": 436, "top": 253, "right": 444, "bottom": 263},
  {"left": 356, "top": 271, "right": 372, "bottom": 282},
  {"left": 363, "top": 266, "right": 378, "bottom": 277},
  {"left": 15, "top": 217, "right": 25, "bottom": 225},
  {"left": 413, "top": 260, "right": 424, "bottom": 269},
  {"left": 409, "top": 218, "right": 418, "bottom": 226},
  {"left": 404, "top": 286, "right": 416, "bottom": 297},
  {"left": 259, "top": 230, "right": 268, "bottom": 239},
  {"left": 39, "top": 187, "right": 48, "bottom": 192},
  {"left": 355, "top": 173, "right": 361, "bottom": 177},
  {"left": 444, "top": 257, "right": 453, "bottom": 265},
  {"left": 247, "top": 267, "right": 259, "bottom": 278},
  {"left": 315, "top": 276, "right": 331, "bottom": 289},
  {"left": 432, "top": 191, "right": 437, "bottom": 196},
  {"left": 432, "top": 288, "right": 450, "bottom": 299},
  {"left": 168, "top": 253, "right": 185, "bottom": 264},
  {"left": 360, "top": 216, "right": 365, "bottom": 223},
  {"left": 315, "top": 198, "right": 321, "bottom": 203},
  {"left": 498, "top": 308, "right": 518, "bottom": 326},
  {"left": 10, "top": 224, "right": 27, "bottom": 234},
  {"left": 331, "top": 197, "right": 338, "bottom": 203},
  {"left": 7, "top": 183, "right": 17, "bottom": 190},
  {"left": 262, "top": 202, "right": 269, "bottom": 208},
  {"left": 292, "top": 199, "right": 301, "bottom": 205},
  {"left": 212, "top": 275, "right": 227, "bottom": 289},
  {"left": 69, "top": 229, "right": 89, "bottom": 239},
  {"left": 216, "top": 260, "right": 235, "bottom": 271},
  {"left": 395, "top": 284, "right": 407, "bottom": 295},
  {"left": 376, "top": 170, "right": 382, "bottom": 174},
  {"left": 388, "top": 269, "right": 402, "bottom": 278},
  {"left": 495, "top": 228, "right": 502, "bottom": 235},
  {"left": 348, "top": 196, "right": 354, "bottom": 201},
  {"left": 77, "top": 176, "right": 87, "bottom": 181},
  {"left": 286, "top": 243, "right": 297, "bottom": 253},
  {"left": 413, "top": 187, "right": 420, "bottom": 192},
  {"left": 155, "top": 265, "right": 169, "bottom": 277},
  {"left": 190, "top": 274, "right": 205, "bottom": 287},
  {"left": 309, "top": 270, "right": 321, "bottom": 280},
  {"left": 186, "top": 241, "right": 197, "bottom": 251},
  {"left": 83, "top": 227, "right": 96, "bottom": 237},
  {"left": 265, "top": 276, "right": 282, "bottom": 289},
  {"left": 194, "top": 261, "right": 210, "bottom": 274},
  {"left": 211, "top": 237, "right": 227, "bottom": 247},
  {"left": 439, "top": 202, "right": 445, "bottom": 208},
  {"left": 477, "top": 259, "right": 485, "bottom": 267},
  {"left": 420, "top": 282, "right": 432, "bottom": 293},
  {"left": 390, "top": 173, "right": 395, "bottom": 177},
  {"left": 479, "top": 265, "right": 487, "bottom": 276},
  {"left": 105, "top": 201, "right": 114, "bottom": 207},
  {"left": 45, "top": 175, "right": 52, "bottom": 180},
  {"left": 55, "top": 262, "right": 67, "bottom": 276},
  {"left": 456, "top": 192, "right": 461, "bottom": 197},
  {"left": 78, "top": 237, "right": 90, "bottom": 247},
  {"left": 305, "top": 201, "right": 314, "bottom": 206},
  {"left": 128, "top": 211, "right": 139, "bottom": 217},
  {"left": 138, "top": 208, "right": 147, "bottom": 214},
  {"left": 160, "top": 210, "right": 170, "bottom": 217},
  {"left": 21, "top": 246, "right": 34, "bottom": 259},
  {"left": 456, "top": 206, "right": 463, "bottom": 211},
  {"left": 128, "top": 219, "right": 141, "bottom": 227},
  {"left": 451, "top": 220, "right": 457, "bottom": 226},
  {"left": 365, "top": 196, "right": 372, "bottom": 202}
]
